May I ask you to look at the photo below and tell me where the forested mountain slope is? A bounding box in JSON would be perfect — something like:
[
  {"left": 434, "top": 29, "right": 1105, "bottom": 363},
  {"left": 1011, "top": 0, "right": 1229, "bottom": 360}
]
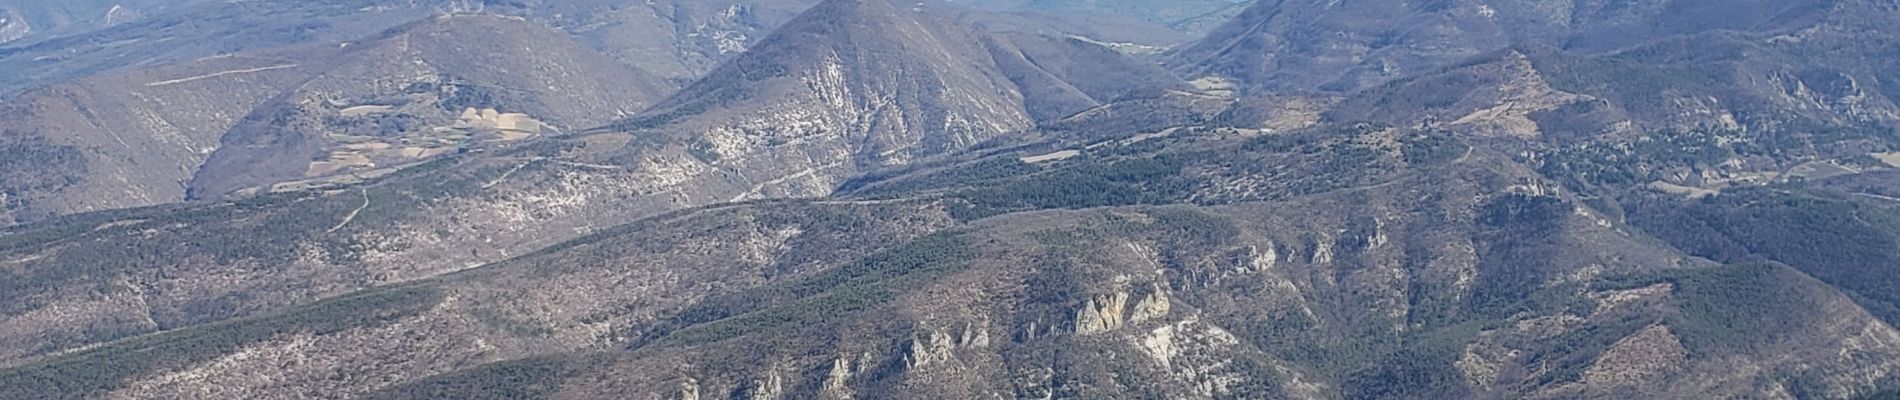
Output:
[
  {"left": 1, "top": 0, "right": 1898, "bottom": 398},
  {"left": 0, "top": 0, "right": 1184, "bottom": 379}
]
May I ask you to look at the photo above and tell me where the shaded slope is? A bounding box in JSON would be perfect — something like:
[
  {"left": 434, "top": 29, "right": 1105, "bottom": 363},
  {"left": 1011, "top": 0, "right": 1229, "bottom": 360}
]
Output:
[
  {"left": 0, "top": 0, "right": 456, "bottom": 95},
  {"left": 608, "top": 0, "right": 1181, "bottom": 200},
  {"left": 1625, "top": 182, "right": 1900, "bottom": 327},
  {"left": 0, "top": 0, "right": 1190, "bottom": 224},
  {"left": 533, "top": 0, "right": 822, "bottom": 85},
  {"left": 7, "top": 126, "right": 1896, "bottom": 399},
  {"left": 1, "top": 200, "right": 956, "bottom": 399},
  {"left": 0, "top": 46, "right": 338, "bottom": 225},
  {"left": 0, "top": 0, "right": 1172, "bottom": 373},
  {"left": 1167, "top": 0, "right": 1892, "bottom": 94},
  {"left": 983, "top": 32, "right": 1185, "bottom": 122},
  {"left": 0, "top": 14, "right": 670, "bottom": 224},
  {"left": 185, "top": 14, "right": 671, "bottom": 200},
  {"left": 942, "top": 0, "right": 1248, "bottom": 38},
  {"left": 1336, "top": 42, "right": 1900, "bottom": 133}
]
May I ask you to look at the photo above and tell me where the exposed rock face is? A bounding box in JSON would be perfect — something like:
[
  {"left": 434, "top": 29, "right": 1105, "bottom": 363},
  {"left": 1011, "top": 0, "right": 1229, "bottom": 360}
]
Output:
[
  {"left": 904, "top": 328, "right": 961, "bottom": 369},
  {"left": 745, "top": 369, "right": 785, "bottom": 400},
  {"left": 959, "top": 321, "right": 992, "bottom": 348},
  {"left": 1128, "top": 284, "right": 1172, "bottom": 325},
  {"left": 1074, "top": 291, "right": 1130, "bottom": 335},
  {"left": 820, "top": 356, "right": 858, "bottom": 399},
  {"left": 0, "top": 8, "right": 29, "bottom": 44},
  {"left": 900, "top": 321, "right": 994, "bottom": 372},
  {"left": 1133, "top": 318, "right": 1249, "bottom": 397},
  {"left": 678, "top": 378, "right": 703, "bottom": 400}
]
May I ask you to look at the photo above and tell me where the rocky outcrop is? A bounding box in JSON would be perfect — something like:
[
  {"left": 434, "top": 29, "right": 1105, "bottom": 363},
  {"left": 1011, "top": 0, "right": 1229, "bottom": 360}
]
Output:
[
  {"left": 903, "top": 328, "right": 960, "bottom": 369},
  {"left": 820, "top": 356, "right": 857, "bottom": 399},
  {"left": 677, "top": 378, "right": 703, "bottom": 400},
  {"left": 1132, "top": 318, "right": 1250, "bottom": 398},
  {"left": 1129, "top": 284, "right": 1172, "bottom": 325},
  {"left": 958, "top": 321, "right": 992, "bottom": 349},
  {"left": 745, "top": 369, "right": 784, "bottom": 400},
  {"left": 1072, "top": 282, "right": 1171, "bottom": 335},
  {"left": 1073, "top": 292, "right": 1130, "bottom": 335},
  {"left": 902, "top": 321, "right": 992, "bottom": 370},
  {"left": 0, "top": 9, "right": 29, "bottom": 44}
]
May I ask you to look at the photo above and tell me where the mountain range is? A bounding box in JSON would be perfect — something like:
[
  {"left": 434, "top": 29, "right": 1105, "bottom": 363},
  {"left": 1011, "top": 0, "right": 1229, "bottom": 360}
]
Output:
[{"left": 2, "top": 0, "right": 1899, "bottom": 399}]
